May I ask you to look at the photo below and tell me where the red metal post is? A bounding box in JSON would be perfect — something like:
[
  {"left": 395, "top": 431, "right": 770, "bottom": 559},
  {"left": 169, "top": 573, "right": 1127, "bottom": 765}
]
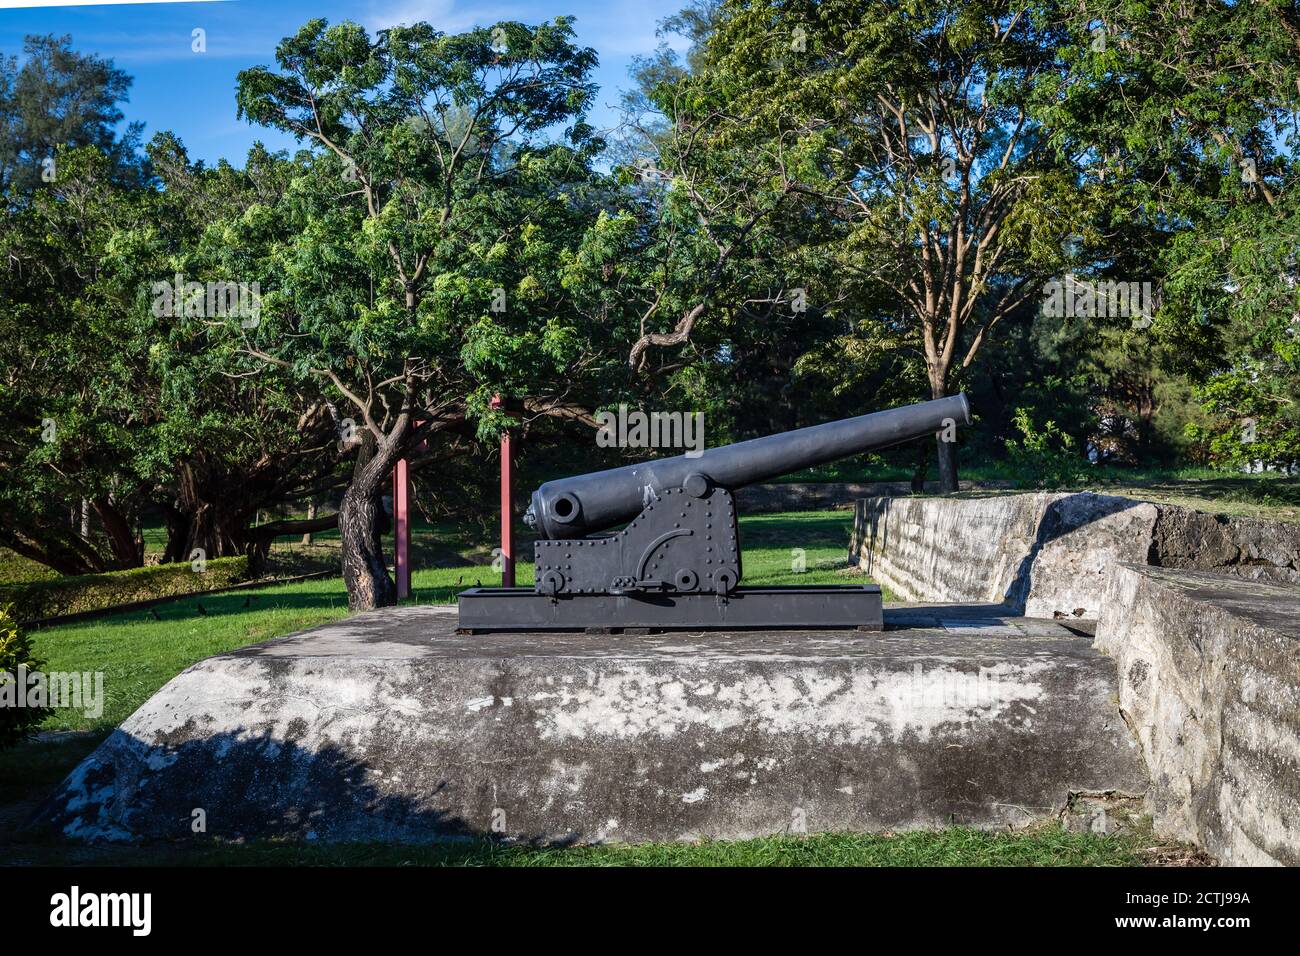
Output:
[
  {"left": 490, "top": 395, "right": 516, "bottom": 587},
  {"left": 500, "top": 428, "right": 515, "bottom": 587},
  {"left": 392, "top": 422, "right": 427, "bottom": 601},
  {"left": 393, "top": 456, "right": 410, "bottom": 600}
]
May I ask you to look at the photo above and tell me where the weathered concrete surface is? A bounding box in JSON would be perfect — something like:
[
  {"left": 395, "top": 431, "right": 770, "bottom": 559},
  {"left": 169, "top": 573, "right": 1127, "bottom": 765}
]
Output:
[
  {"left": 852, "top": 492, "right": 1300, "bottom": 619},
  {"left": 1096, "top": 566, "right": 1300, "bottom": 866},
  {"left": 1147, "top": 507, "right": 1300, "bottom": 583},
  {"left": 30, "top": 604, "right": 1145, "bottom": 845}
]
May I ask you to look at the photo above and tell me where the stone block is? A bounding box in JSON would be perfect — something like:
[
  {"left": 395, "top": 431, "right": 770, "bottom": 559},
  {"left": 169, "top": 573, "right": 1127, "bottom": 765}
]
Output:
[{"left": 30, "top": 605, "right": 1146, "bottom": 846}]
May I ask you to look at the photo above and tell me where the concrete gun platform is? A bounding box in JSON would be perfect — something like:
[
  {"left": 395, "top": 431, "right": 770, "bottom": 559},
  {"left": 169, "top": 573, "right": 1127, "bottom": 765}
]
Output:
[{"left": 31, "top": 603, "right": 1147, "bottom": 845}]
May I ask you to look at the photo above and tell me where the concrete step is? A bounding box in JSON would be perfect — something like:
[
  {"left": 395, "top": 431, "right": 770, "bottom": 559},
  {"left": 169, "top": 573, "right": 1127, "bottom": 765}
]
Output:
[
  {"left": 1098, "top": 565, "right": 1300, "bottom": 866},
  {"left": 30, "top": 604, "right": 1147, "bottom": 845}
]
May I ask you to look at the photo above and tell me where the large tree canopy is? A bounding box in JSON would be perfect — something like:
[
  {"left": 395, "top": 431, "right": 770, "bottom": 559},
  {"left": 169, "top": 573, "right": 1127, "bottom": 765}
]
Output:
[
  {"left": 0, "top": 137, "right": 350, "bottom": 575},
  {"left": 232, "top": 18, "right": 635, "bottom": 607},
  {"left": 5, "top": 6, "right": 1298, "bottom": 592},
  {"left": 1042, "top": 0, "right": 1300, "bottom": 468},
  {"left": 627, "top": 0, "right": 1097, "bottom": 489}
]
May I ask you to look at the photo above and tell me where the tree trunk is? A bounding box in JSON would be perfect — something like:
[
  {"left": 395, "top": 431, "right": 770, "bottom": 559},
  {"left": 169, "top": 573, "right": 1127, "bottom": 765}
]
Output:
[
  {"left": 91, "top": 498, "right": 144, "bottom": 569},
  {"left": 185, "top": 501, "right": 218, "bottom": 562},
  {"left": 170, "top": 461, "right": 258, "bottom": 562},
  {"left": 910, "top": 441, "right": 929, "bottom": 493},
  {"left": 930, "top": 377, "right": 960, "bottom": 493},
  {"left": 245, "top": 535, "right": 271, "bottom": 578},
  {"left": 339, "top": 432, "right": 398, "bottom": 611},
  {"left": 935, "top": 435, "right": 959, "bottom": 493},
  {"left": 302, "top": 500, "right": 317, "bottom": 545},
  {"left": 161, "top": 505, "right": 189, "bottom": 564},
  {"left": 930, "top": 343, "right": 961, "bottom": 494},
  {"left": 930, "top": 369, "right": 961, "bottom": 489}
]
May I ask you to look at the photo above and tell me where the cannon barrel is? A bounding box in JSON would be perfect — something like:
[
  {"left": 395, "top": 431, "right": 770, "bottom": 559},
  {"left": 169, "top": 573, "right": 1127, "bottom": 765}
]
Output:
[{"left": 527, "top": 393, "right": 971, "bottom": 540}]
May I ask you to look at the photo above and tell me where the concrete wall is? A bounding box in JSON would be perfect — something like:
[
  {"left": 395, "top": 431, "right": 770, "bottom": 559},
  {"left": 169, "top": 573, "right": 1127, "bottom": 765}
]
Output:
[
  {"left": 851, "top": 491, "right": 1300, "bottom": 865},
  {"left": 735, "top": 480, "right": 1013, "bottom": 514},
  {"left": 1096, "top": 566, "right": 1300, "bottom": 866},
  {"left": 30, "top": 606, "right": 1146, "bottom": 846},
  {"left": 851, "top": 492, "right": 1300, "bottom": 619}
]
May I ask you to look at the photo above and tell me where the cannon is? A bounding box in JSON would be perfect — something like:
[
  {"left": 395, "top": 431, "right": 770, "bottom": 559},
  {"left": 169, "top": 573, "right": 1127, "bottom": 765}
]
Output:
[{"left": 457, "top": 394, "right": 971, "bottom": 632}]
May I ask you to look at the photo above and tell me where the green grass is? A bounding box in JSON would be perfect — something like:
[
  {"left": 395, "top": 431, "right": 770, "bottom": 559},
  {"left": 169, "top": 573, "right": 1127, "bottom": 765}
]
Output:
[
  {"left": 937, "top": 475, "right": 1300, "bottom": 523},
  {"left": 4, "top": 825, "right": 1173, "bottom": 867},
  {"left": 29, "top": 581, "right": 354, "bottom": 731},
  {"left": 0, "top": 733, "right": 103, "bottom": 803},
  {"left": 730, "top": 510, "right": 870, "bottom": 585},
  {"left": 188, "top": 825, "right": 1162, "bottom": 866},
  {"left": 773, "top": 457, "right": 1300, "bottom": 522},
  {"left": 789, "top": 461, "right": 1300, "bottom": 523},
  {"left": 224, "top": 829, "right": 1159, "bottom": 866},
  {"left": 1089, "top": 476, "right": 1300, "bottom": 523},
  {"left": 778, "top": 456, "right": 1288, "bottom": 485}
]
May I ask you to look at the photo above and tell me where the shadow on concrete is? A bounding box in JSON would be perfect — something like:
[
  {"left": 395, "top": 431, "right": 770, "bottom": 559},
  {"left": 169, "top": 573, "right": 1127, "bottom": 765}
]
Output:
[
  {"left": 884, "top": 603, "right": 1028, "bottom": 628},
  {"left": 1001, "top": 494, "right": 1144, "bottom": 614},
  {"left": 23, "top": 726, "right": 554, "bottom": 849},
  {"left": 856, "top": 496, "right": 892, "bottom": 581}
]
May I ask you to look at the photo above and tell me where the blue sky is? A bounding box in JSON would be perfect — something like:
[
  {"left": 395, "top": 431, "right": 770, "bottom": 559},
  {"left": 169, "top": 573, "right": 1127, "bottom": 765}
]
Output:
[{"left": 0, "top": 0, "right": 687, "bottom": 166}]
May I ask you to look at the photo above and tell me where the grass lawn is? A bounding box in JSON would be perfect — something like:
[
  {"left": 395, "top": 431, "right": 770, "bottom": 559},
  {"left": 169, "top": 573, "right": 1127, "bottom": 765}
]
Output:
[
  {"left": 1, "top": 811, "right": 1194, "bottom": 867},
  {"left": 1085, "top": 475, "right": 1300, "bottom": 523},
  {"left": 938, "top": 476, "right": 1300, "bottom": 524},
  {"left": 2, "top": 509, "right": 1201, "bottom": 866},
  {"left": 177, "top": 824, "right": 1193, "bottom": 866}
]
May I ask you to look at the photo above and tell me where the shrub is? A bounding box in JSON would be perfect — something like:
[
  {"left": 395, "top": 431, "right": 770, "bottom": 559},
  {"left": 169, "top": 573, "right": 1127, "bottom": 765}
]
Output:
[
  {"left": 0, "top": 605, "right": 48, "bottom": 748},
  {"left": 1006, "top": 407, "right": 1093, "bottom": 490},
  {"left": 0, "top": 555, "right": 252, "bottom": 623}
]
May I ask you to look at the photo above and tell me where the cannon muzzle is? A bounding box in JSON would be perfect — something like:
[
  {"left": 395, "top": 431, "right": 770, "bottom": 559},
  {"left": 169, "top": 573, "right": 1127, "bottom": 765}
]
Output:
[{"left": 527, "top": 393, "right": 971, "bottom": 540}]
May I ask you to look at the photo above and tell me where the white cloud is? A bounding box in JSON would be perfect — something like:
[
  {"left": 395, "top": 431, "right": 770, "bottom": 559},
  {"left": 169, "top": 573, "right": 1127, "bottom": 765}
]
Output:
[
  {"left": 70, "top": 29, "right": 274, "bottom": 65},
  {"left": 364, "top": 1, "right": 527, "bottom": 33}
]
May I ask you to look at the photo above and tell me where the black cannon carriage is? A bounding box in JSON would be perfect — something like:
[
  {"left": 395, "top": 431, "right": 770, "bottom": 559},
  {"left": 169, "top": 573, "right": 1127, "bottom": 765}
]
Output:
[{"left": 457, "top": 394, "right": 971, "bottom": 632}]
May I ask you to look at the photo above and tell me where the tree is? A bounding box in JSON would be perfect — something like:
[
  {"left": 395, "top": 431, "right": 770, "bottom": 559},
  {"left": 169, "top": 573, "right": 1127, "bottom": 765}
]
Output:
[
  {"left": 0, "top": 135, "right": 352, "bottom": 576},
  {"left": 1043, "top": 0, "right": 1300, "bottom": 468},
  {"left": 629, "top": 0, "right": 1089, "bottom": 489},
  {"left": 0, "top": 37, "right": 155, "bottom": 572},
  {"left": 0, "top": 36, "right": 344, "bottom": 576},
  {"left": 233, "top": 18, "right": 628, "bottom": 608},
  {"left": 0, "top": 34, "right": 142, "bottom": 201},
  {"left": 609, "top": 2, "right": 887, "bottom": 447},
  {"left": 143, "top": 134, "right": 355, "bottom": 564},
  {"left": 0, "top": 145, "right": 158, "bottom": 573}
]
